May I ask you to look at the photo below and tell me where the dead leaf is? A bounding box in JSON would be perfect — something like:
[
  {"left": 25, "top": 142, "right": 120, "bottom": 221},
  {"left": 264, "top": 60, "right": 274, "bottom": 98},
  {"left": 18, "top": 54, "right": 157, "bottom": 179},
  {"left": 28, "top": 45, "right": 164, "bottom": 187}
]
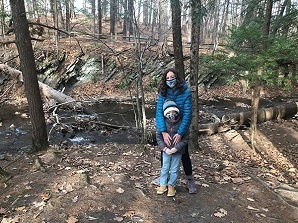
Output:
[
  {"left": 32, "top": 201, "right": 46, "bottom": 210},
  {"left": 2, "top": 216, "right": 20, "bottom": 223},
  {"left": 123, "top": 210, "right": 135, "bottom": 217},
  {"left": 86, "top": 215, "right": 98, "bottom": 220},
  {"left": 14, "top": 206, "right": 26, "bottom": 212},
  {"left": 66, "top": 216, "right": 78, "bottom": 223},
  {"left": 214, "top": 208, "right": 227, "bottom": 218},
  {"left": 135, "top": 182, "right": 142, "bottom": 188},
  {"left": 72, "top": 196, "right": 79, "bottom": 203},
  {"left": 247, "top": 197, "right": 255, "bottom": 202},
  {"left": 247, "top": 205, "right": 259, "bottom": 211},
  {"left": 231, "top": 177, "right": 244, "bottom": 184},
  {"left": 116, "top": 187, "right": 124, "bottom": 193},
  {"left": 114, "top": 216, "right": 124, "bottom": 222},
  {"left": 40, "top": 192, "right": 51, "bottom": 201},
  {"left": 0, "top": 207, "right": 7, "bottom": 214}
]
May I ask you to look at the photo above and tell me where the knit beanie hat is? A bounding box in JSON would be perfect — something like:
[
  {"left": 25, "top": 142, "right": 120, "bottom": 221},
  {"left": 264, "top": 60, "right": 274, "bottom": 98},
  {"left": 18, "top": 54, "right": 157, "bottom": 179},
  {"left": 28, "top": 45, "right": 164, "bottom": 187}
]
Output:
[{"left": 163, "top": 100, "right": 179, "bottom": 117}]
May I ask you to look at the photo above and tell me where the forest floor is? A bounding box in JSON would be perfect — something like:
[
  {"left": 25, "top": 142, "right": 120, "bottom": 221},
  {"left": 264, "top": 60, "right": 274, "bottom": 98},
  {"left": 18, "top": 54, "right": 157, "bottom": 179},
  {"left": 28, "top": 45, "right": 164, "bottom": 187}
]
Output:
[
  {"left": 1, "top": 32, "right": 298, "bottom": 222},
  {"left": 0, "top": 80, "right": 298, "bottom": 223}
]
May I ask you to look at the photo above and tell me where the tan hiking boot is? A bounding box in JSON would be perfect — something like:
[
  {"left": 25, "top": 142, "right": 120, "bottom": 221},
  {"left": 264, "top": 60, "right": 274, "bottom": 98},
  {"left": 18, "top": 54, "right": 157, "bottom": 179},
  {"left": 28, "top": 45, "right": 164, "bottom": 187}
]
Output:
[
  {"left": 157, "top": 186, "right": 167, "bottom": 194},
  {"left": 167, "top": 185, "right": 176, "bottom": 197}
]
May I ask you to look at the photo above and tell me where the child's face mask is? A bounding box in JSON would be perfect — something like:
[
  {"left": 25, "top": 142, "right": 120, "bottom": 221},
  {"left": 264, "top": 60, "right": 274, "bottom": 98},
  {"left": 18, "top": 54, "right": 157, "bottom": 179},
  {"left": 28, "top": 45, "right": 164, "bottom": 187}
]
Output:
[{"left": 165, "top": 111, "right": 179, "bottom": 120}]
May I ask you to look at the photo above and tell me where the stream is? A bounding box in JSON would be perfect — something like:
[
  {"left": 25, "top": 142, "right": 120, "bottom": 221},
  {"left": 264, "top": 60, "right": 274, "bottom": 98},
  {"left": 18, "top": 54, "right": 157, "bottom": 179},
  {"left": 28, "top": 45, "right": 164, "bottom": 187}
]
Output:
[{"left": 0, "top": 96, "right": 296, "bottom": 154}]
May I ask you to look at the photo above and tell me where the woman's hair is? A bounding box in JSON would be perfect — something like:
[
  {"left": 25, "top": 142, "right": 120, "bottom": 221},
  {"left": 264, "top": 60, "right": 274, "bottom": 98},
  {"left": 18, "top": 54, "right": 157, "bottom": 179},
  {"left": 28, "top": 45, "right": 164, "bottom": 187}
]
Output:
[{"left": 158, "top": 68, "right": 185, "bottom": 96}]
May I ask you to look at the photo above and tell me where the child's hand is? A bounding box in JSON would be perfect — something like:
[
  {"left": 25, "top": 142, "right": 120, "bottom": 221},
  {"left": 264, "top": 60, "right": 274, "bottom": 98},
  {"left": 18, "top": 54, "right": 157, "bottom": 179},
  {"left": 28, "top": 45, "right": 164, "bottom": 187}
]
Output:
[
  {"left": 165, "top": 148, "right": 172, "bottom": 155},
  {"left": 170, "top": 148, "right": 177, "bottom": 154}
]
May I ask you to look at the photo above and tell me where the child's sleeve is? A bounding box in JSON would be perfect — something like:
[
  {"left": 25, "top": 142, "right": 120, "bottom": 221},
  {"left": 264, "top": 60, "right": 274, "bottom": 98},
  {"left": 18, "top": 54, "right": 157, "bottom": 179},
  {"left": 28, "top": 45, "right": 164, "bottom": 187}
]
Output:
[{"left": 156, "top": 131, "right": 167, "bottom": 150}]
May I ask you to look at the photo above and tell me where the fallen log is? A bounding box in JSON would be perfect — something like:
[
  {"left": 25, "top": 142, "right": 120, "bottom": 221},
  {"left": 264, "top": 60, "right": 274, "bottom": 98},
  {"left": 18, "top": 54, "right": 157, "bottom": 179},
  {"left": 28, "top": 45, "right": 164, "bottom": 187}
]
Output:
[
  {"left": 198, "top": 102, "right": 298, "bottom": 135},
  {"left": 222, "top": 102, "right": 298, "bottom": 125},
  {"left": 0, "top": 64, "right": 83, "bottom": 110}
]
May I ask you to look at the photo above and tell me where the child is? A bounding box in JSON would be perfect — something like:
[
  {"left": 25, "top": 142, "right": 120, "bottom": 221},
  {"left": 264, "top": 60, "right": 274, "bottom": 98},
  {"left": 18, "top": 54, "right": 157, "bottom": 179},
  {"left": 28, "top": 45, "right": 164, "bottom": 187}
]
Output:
[{"left": 156, "top": 100, "right": 189, "bottom": 197}]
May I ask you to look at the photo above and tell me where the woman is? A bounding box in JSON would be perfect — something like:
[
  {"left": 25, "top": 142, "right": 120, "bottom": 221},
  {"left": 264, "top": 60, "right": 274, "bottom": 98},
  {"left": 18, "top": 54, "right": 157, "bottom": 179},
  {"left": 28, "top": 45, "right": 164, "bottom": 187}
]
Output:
[{"left": 154, "top": 67, "right": 197, "bottom": 194}]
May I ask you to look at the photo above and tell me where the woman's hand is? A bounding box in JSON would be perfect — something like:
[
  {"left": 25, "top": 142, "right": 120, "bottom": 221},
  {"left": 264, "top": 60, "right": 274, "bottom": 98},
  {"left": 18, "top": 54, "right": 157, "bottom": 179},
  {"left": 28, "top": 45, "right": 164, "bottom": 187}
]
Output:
[
  {"left": 173, "top": 134, "right": 182, "bottom": 145},
  {"left": 162, "top": 132, "right": 171, "bottom": 146}
]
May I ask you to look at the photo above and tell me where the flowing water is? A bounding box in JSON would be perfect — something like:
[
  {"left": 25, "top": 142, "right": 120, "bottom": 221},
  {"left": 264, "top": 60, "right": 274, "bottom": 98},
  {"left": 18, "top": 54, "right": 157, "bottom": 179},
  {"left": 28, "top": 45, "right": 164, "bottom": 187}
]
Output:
[{"left": 0, "top": 97, "right": 295, "bottom": 154}]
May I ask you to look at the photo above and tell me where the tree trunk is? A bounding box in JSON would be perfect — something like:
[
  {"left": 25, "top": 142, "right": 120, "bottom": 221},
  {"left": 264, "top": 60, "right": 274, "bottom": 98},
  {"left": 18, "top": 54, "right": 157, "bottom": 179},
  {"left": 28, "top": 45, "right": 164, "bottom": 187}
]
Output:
[
  {"left": 65, "top": 0, "right": 70, "bottom": 32},
  {"left": 189, "top": 0, "right": 201, "bottom": 150},
  {"left": 251, "top": 0, "right": 273, "bottom": 150},
  {"left": 10, "top": 0, "right": 49, "bottom": 152},
  {"left": 110, "top": 0, "right": 116, "bottom": 35},
  {"left": 122, "top": 0, "right": 128, "bottom": 36},
  {"left": 143, "top": 0, "right": 149, "bottom": 25},
  {"left": 170, "top": 0, "right": 185, "bottom": 77},
  {"left": 150, "top": 0, "right": 158, "bottom": 42},
  {"left": 98, "top": 0, "right": 102, "bottom": 34},
  {"left": 251, "top": 81, "right": 261, "bottom": 150},
  {"left": 91, "top": 0, "right": 96, "bottom": 33},
  {"left": 128, "top": 0, "right": 134, "bottom": 35},
  {"left": 0, "top": 0, "right": 4, "bottom": 38},
  {"left": 158, "top": 0, "right": 168, "bottom": 55}
]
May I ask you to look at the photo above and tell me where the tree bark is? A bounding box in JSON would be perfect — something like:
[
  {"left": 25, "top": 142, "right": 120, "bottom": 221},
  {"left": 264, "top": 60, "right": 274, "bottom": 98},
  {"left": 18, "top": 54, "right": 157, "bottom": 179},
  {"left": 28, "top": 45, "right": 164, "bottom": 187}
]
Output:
[
  {"left": 189, "top": 0, "right": 201, "bottom": 150},
  {"left": 170, "top": 0, "right": 185, "bottom": 77},
  {"left": 110, "top": 0, "right": 116, "bottom": 35},
  {"left": 10, "top": 0, "right": 49, "bottom": 152},
  {"left": 158, "top": 0, "right": 168, "bottom": 55},
  {"left": 251, "top": 0, "right": 273, "bottom": 150},
  {"left": 98, "top": 0, "right": 102, "bottom": 34}
]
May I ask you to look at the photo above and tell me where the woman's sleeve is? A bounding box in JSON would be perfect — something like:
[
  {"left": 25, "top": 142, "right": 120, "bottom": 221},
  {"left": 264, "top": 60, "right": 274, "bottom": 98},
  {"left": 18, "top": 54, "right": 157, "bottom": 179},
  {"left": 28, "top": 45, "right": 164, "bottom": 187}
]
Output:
[
  {"left": 177, "top": 90, "right": 192, "bottom": 135},
  {"left": 174, "top": 133, "right": 189, "bottom": 152},
  {"left": 155, "top": 94, "right": 166, "bottom": 133}
]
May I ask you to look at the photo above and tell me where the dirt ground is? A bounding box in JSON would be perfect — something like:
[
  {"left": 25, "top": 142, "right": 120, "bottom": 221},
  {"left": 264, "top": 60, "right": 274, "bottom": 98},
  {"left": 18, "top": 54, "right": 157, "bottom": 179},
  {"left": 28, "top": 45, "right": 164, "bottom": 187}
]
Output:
[{"left": 1, "top": 83, "right": 298, "bottom": 223}]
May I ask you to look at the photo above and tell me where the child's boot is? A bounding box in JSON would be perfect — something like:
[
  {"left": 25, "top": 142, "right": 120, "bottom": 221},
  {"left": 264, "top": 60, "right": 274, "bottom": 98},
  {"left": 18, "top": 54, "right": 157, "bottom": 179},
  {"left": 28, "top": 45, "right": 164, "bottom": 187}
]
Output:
[
  {"left": 157, "top": 186, "right": 167, "bottom": 194},
  {"left": 167, "top": 185, "right": 176, "bottom": 197}
]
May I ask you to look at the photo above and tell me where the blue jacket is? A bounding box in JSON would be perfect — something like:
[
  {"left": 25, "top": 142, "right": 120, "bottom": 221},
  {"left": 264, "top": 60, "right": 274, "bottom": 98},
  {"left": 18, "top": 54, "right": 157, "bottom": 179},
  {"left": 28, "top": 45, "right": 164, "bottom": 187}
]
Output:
[{"left": 155, "top": 82, "right": 192, "bottom": 136}]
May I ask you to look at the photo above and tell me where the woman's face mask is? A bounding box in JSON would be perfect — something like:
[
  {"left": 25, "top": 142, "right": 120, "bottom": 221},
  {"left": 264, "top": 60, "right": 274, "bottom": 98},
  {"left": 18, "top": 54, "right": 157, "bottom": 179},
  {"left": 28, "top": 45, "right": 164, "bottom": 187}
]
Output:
[{"left": 166, "top": 79, "right": 177, "bottom": 88}]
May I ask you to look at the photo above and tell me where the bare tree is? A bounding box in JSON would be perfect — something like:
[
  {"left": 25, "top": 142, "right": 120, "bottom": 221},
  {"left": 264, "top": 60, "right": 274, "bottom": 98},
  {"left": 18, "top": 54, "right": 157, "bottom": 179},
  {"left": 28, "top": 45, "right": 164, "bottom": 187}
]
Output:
[
  {"left": 65, "top": 0, "right": 71, "bottom": 32},
  {"left": 128, "top": 0, "right": 134, "bottom": 35},
  {"left": 110, "top": 0, "right": 116, "bottom": 35},
  {"left": 143, "top": 0, "right": 149, "bottom": 25},
  {"left": 91, "top": 0, "right": 96, "bottom": 33},
  {"left": 170, "top": 0, "right": 185, "bottom": 78},
  {"left": 158, "top": 0, "right": 168, "bottom": 54},
  {"left": 189, "top": 0, "right": 201, "bottom": 150},
  {"left": 0, "top": 0, "right": 5, "bottom": 37},
  {"left": 10, "top": 0, "right": 49, "bottom": 152},
  {"left": 98, "top": 0, "right": 102, "bottom": 34},
  {"left": 250, "top": 0, "right": 273, "bottom": 150}
]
